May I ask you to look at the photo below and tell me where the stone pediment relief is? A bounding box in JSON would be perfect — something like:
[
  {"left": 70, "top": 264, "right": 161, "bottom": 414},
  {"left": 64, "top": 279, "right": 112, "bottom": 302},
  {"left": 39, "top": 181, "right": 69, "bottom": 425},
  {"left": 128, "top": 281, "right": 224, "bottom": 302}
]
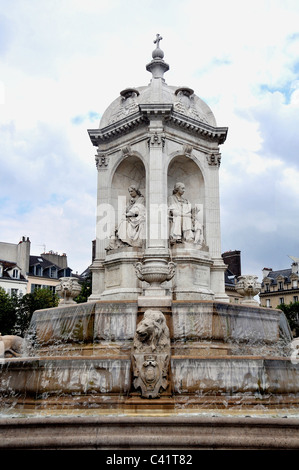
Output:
[
  {"left": 174, "top": 87, "right": 210, "bottom": 125},
  {"left": 107, "top": 89, "right": 140, "bottom": 125}
]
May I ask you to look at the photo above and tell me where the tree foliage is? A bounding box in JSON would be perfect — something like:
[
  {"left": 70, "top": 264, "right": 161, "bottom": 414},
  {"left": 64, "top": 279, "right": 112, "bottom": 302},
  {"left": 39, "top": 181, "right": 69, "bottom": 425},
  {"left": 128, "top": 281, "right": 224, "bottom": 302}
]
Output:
[
  {"left": 74, "top": 273, "right": 92, "bottom": 304},
  {"left": 0, "top": 288, "right": 18, "bottom": 335},
  {"left": 278, "top": 301, "right": 299, "bottom": 337},
  {"left": 0, "top": 287, "right": 59, "bottom": 337}
]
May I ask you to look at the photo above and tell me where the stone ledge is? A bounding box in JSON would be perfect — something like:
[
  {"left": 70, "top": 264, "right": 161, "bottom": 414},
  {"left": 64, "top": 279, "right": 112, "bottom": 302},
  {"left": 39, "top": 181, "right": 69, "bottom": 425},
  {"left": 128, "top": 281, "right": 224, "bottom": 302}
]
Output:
[{"left": 0, "top": 415, "right": 299, "bottom": 449}]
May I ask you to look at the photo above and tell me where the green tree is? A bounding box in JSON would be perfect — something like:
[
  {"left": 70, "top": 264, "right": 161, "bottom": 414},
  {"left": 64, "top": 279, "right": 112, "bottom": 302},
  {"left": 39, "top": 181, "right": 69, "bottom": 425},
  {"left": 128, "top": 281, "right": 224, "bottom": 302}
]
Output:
[
  {"left": 14, "top": 288, "right": 59, "bottom": 336},
  {"left": 0, "top": 288, "right": 18, "bottom": 335},
  {"left": 75, "top": 273, "right": 92, "bottom": 304},
  {"left": 277, "top": 301, "right": 299, "bottom": 337}
]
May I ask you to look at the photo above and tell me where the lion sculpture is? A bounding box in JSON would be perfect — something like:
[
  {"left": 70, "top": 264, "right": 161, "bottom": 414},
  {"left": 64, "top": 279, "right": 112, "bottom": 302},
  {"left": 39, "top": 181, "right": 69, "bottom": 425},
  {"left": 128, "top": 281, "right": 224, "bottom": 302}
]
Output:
[
  {"left": 0, "top": 334, "right": 26, "bottom": 358},
  {"left": 132, "top": 310, "right": 170, "bottom": 398},
  {"left": 235, "top": 274, "right": 261, "bottom": 305},
  {"left": 56, "top": 277, "right": 81, "bottom": 304},
  {"left": 133, "top": 309, "right": 170, "bottom": 353}
]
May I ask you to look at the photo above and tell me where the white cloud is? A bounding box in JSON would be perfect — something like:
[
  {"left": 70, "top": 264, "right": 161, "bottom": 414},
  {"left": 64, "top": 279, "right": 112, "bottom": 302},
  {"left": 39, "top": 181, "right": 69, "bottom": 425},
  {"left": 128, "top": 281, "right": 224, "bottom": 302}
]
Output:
[{"left": 1, "top": 0, "right": 299, "bottom": 277}]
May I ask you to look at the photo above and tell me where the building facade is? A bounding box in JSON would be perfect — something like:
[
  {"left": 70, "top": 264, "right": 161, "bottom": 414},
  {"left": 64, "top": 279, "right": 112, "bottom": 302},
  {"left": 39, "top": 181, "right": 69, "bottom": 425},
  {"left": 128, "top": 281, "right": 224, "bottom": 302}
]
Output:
[
  {"left": 259, "top": 257, "right": 299, "bottom": 308},
  {"left": 0, "top": 237, "right": 73, "bottom": 295},
  {"left": 27, "top": 252, "right": 72, "bottom": 294},
  {"left": 0, "top": 260, "right": 28, "bottom": 296},
  {"left": 0, "top": 236, "right": 30, "bottom": 296}
]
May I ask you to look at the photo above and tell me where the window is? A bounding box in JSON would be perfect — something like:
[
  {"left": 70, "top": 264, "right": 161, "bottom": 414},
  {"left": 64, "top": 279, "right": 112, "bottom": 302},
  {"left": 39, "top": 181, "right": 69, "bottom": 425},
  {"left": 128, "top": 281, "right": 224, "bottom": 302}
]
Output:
[
  {"left": 11, "top": 288, "right": 18, "bottom": 296},
  {"left": 278, "top": 281, "right": 283, "bottom": 290},
  {"left": 35, "top": 265, "right": 43, "bottom": 276},
  {"left": 265, "top": 284, "right": 270, "bottom": 292},
  {"left": 31, "top": 284, "right": 42, "bottom": 293},
  {"left": 294, "top": 296, "right": 298, "bottom": 303},
  {"left": 266, "top": 299, "right": 271, "bottom": 308},
  {"left": 50, "top": 267, "right": 57, "bottom": 278},
  {"left": 31, "top": 284, "right": 56, "bottom": 294},
  {"left": 279, "top": 297, "right": 284, "bottom": 305},
  {"left": 293, "top": 280, "right": 298, "bottom": 289},
  {"left": 12, "top": 269, "right": 19, "bottom": 279}
]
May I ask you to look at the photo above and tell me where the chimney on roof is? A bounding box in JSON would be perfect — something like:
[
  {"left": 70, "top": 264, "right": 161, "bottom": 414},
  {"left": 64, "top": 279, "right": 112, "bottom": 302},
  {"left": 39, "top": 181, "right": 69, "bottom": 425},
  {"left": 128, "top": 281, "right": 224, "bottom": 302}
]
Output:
[
  {"left": 17, "top": 236, "right": 31, "bottom": 275},
  {"left": 42, "top": 252, "right": 68, "bottom": 269},
  {"left": 292, "top": 262, "right": 299, "bottom": 274},
  {"left": 262, "top": 267, "right": 272, "bottom": 278},
  {"left": 222, "top": 250, "right": 241, "bottom": 277}
]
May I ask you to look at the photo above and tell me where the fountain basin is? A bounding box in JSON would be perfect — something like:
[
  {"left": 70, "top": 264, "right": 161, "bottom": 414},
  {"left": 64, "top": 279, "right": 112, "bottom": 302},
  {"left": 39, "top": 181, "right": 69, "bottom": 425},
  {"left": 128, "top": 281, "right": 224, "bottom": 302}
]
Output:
[
  {"left": 0, "top": 299, "right": 298, "bottom": 413},
  {"left": 1, "top": 355, "right": 299, "bottom": 411}
]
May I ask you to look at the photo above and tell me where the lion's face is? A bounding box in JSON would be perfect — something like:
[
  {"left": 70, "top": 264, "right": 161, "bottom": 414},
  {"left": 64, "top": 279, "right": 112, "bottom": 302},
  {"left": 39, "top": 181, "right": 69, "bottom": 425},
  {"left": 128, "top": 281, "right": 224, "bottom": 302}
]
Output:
[
  {"left": 61, "top": 282, "right": 70, "bottom": 290},
  {"left": 134, "top": 310, "right": 169, "bottom": 353},
  {"left": 136, "top": 319, "right": 155, "bottom": 343}
]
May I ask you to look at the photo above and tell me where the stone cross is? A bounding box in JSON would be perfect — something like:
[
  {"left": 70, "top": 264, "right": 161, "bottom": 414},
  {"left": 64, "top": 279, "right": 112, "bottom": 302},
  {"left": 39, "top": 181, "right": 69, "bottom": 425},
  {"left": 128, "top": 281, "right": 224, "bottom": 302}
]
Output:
[{"left": 154, "top": 34, "right": 163, "bottom": 47}]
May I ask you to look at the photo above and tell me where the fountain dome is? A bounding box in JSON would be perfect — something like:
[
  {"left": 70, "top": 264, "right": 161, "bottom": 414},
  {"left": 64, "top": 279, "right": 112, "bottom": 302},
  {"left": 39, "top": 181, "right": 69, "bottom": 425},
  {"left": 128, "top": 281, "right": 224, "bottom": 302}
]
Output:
[
  {"left": 99, "top": 83, "right": 217, "bottom": 130},
  {"left": 99, "top": 33, "right": 217, "bottom": 130}
]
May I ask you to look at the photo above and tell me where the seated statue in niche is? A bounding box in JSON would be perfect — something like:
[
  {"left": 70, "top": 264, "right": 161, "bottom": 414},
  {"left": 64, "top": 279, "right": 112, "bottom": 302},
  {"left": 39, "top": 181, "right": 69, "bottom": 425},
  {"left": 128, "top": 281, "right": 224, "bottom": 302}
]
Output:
[
  {"left": 106, "top": 185, "right": 145, "bottom": 250},
  {"left": 168, "top": 182, "right": 205, "bottom": 247}
]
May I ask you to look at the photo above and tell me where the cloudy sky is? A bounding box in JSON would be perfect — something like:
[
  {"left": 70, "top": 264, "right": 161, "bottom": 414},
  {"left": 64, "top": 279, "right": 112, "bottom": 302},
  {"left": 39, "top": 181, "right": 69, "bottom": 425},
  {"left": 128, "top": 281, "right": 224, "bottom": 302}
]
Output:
[{"left": 0, "top": 0, "right": 299, "bottom": 278}]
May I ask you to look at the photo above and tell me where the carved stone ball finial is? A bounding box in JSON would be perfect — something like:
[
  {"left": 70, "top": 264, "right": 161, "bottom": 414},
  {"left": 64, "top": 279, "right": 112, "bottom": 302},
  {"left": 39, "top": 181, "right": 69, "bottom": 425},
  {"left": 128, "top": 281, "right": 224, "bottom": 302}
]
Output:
[
  {"left": 146, "top": 33, "right": 169, "bottom": 79},
  {"left": 152, "top": 33, "right": 164, "bottom": 59}
]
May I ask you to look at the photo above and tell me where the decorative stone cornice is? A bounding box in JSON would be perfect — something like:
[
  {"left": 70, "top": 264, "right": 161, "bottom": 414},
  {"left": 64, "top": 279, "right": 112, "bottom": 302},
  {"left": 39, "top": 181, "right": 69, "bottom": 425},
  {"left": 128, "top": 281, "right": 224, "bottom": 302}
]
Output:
[
  {"left": 139, "top": 103, "right": 173, "bottom": 116},
  {"left": 167, "top": 111, "right": 228, "bottom": 144},
  {"left": 88, "top": 111, "right": 148, "bottom": 146},
  {"left": 88, "top": 106, "right": 228, "bottom": 147}
]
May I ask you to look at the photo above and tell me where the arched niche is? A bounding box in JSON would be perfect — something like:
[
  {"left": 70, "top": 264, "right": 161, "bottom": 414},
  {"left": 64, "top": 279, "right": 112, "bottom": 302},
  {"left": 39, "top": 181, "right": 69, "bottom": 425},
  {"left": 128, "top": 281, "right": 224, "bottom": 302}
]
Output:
[
  {"left": 111, "top": 155, "right": 146, "bottom": 224},
  {"left": 167, "top": 155, "right": 205, "bottom": 240},
  {"left": 167, "top": 155, "right": 204, "bottom": 206}
]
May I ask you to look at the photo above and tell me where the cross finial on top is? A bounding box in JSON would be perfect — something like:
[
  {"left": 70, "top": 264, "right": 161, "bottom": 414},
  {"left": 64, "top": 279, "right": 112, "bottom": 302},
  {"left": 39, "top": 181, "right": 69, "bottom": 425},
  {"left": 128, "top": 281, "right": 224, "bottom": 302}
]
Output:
[
  {"left": 154, "top": 34, "right": 163, "bottom": 48},
  {"left": 146, "top": 33, "right": 169, "bottom": 79}
]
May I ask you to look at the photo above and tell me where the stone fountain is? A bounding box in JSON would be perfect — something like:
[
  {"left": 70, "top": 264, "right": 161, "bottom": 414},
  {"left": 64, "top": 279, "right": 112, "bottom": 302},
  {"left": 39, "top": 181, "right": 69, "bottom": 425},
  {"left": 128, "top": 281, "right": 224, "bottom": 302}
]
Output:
[{"left": 1, "top": 35, "right": 299, "bottom": 449}]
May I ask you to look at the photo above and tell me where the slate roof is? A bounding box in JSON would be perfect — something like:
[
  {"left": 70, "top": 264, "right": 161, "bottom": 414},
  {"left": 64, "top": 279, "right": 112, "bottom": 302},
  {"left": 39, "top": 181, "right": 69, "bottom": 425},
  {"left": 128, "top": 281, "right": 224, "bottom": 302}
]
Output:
[
  {"left": 224, "top": 268, "right": 237, "bottom": 289},
  {"left": 0, "top": 260, "right": 27, "bottom": 281},
  {"left": 29, "top": 255, "right": 72, "bottom": 279},
  {"left": 262, "top": 268, "right": 295, "bottom": 286}
]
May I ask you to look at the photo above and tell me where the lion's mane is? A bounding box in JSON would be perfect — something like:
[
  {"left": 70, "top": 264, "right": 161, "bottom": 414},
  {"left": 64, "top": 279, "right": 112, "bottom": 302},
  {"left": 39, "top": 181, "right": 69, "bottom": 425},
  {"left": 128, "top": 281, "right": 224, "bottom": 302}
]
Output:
[{"left": 133, "top": 309, "right": 170, "bottom": 353}]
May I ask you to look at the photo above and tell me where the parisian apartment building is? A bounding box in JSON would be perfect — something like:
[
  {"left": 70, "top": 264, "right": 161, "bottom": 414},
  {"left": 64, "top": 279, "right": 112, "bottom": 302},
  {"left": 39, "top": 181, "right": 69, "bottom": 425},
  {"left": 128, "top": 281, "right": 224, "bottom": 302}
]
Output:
[
  {"left": 259, "top": 256, "right": 299, "bottom": 308},
  {"left": 0, "top": 236, "right": 73, "bottom": 296}
]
